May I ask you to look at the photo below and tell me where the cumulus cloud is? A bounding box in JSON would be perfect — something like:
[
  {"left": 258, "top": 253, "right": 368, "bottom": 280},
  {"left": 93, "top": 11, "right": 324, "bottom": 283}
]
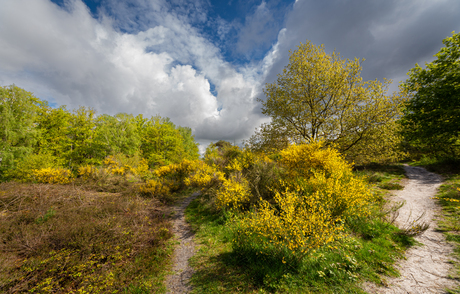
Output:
[
  {"left": 0, "top": 0, "right": 266, "bottom": 147},
  {"left": 1, "top": 0, "right": 459, "bottom": 150}
]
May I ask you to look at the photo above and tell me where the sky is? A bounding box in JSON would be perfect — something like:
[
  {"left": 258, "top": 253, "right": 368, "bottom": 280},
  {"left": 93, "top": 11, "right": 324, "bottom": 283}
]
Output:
[{"left": 0, "top": 0, "right": 459, "bottom": 151}]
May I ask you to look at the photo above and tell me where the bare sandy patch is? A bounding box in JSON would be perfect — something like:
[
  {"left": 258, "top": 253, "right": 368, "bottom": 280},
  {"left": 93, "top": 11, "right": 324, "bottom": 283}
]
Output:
[
  {"left": 364, "top": 165, "right": 458, "bottom": 293},
  {"left": 165, "top": 192, "right": 200, "bottom": 294}
]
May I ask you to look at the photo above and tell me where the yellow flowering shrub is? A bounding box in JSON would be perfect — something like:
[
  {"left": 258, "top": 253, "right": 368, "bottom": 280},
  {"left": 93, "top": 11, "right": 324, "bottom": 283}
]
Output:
[
  {"left": 304, "top": 170, "right": 372, "bottom": 218},
  {"left": 154, "top": 159, "right": 200, "bottom": 179},
  {"left": 234, "top": 189, "right": 342, "bottom": 259},
  {"left": 78, "top": 165, "right": 98, "bottom": 180},
  {"left": 33, "top": 168, "right": 73, "bottom": 184},
  {"left": 216, "top": 176, "right": 251, "bottom": 210},
  {"left": 184, "top": 161, "right": 225, "bottom": 189},
  {"left": 279, "top": 141, "right": 350, "bottom": 178},
  {"left": 138, "top": 179, "right": 171, "bottom": 197},
  {"left": 231, "top": 141, "right": 373, "bottom": 260},
  {"left": 135, "top": 158, "right": 150, "bottom": 178},
  {"left": 225, "top": 150, "right": 255, "bottom": 173},
  {"left": 277, "top": 141, "right": 372, "bottom": 218},
  {"left": 102, "top": 155, "right": 150, "bottom": 179}
]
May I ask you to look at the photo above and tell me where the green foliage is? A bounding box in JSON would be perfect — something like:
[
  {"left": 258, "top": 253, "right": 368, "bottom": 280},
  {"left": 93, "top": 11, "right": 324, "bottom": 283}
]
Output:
[
  {"left": 1, "top": 84, "right": 200, "bottom": 184},
  {"left": 0, "top": 85, "right": 42, "bottom": 180},
  {"left": 430, "top": 172, "right": 460, "bottom": 288},
  {"left": 401, "top": 31, "right": 460, "bottom": 158},
  {"left": 93, "top": 113, "right": 141, "bottom": 158},
  {"left": 35, "top": 105, "right": 72, "bottom": 166},
  {"left": 136, "top": 115, "right": 199, "bottom": 168},
  {"left": 248, "top": 41, "right": 406, "bottom": 164},
  {"left": 5, "top": 152, "right": 59, "bottom": 182},
  {"left": 184, "top": 141, "right": 375, "bottom": 269}
]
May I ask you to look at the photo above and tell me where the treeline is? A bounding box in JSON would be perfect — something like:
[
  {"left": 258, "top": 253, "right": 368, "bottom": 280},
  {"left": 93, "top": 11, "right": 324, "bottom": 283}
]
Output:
[{"left": 0, "top": 85, "right": 199, "bottom": 182}]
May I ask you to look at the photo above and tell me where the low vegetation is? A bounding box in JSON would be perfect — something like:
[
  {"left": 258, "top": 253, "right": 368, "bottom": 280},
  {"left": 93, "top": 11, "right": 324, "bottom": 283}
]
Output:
[
  {"left": 182, "top": 142, "right": 413, "bottom": 293},
  {"left": 413, "top": 158, "right": 460, "bottom": 287},
  {"left": 0, "top": 182, "right": 173, "bottom": 293}
]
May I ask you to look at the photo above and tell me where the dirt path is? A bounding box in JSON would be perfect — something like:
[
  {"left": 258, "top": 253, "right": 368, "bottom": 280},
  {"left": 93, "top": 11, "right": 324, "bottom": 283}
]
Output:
[
  {"left": 364, "top": 165, "right": 458, "bottom": 293},
  {"left": 165, "top": 191, "right": 200, "bottom": 294}
]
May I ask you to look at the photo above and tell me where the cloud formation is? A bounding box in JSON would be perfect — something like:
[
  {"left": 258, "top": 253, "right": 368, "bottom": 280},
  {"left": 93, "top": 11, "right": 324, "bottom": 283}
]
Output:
[
  {"left": 263, "top": 0, "right": 460, "bottom": 90},
  {"left": 0, "top": 0, "right": 265, "bottom": 147},
  {"left": 0, "top": 0, "right": 459, "bottom": 149}
]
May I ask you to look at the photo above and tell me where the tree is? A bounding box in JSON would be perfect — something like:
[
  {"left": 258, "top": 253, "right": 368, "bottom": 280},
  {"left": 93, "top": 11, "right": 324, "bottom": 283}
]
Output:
[
  {"left": 35, "top": 104, "right": 72, "bottom": 166},
  {"left": 136, "top": 115, "right": 199, "bottom": 167},
  {"left": 0, "top": 85, "right": 42, "bottom": 179},
  {"left": 400, "top": 31, "right": 460, "bottom": 158},
  {"left": 93, "top": 113, "right": 141, "bottom": 158},
  {"left": 248, "top": 41, "right": 406, "bottom": 163}
]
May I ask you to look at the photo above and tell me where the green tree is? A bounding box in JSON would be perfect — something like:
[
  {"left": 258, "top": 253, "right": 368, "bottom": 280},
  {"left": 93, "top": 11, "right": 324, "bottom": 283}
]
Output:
[
  {"left": 35, "top": 104, "right": 72, "bottom": 166},
  {"left": 136, "top": 115, "right": 199, "bottom": 167},
  {"left": 400, "top": 31, "right": 460, "bottom": 158},
  {"left": 248, "top": 41, "right": 406, "bottom": 163},
  {"left": 93, "top": 113, "right": 141, "bottom": 158},
  {"left": 177, "top": 126, "right": 200, "bottom": 160},
  {"left": 0, "top": 85, "right": 41, "bottom": 180},
  {"left": 66, "top": 106, "right": 98, "bottom": 168}
]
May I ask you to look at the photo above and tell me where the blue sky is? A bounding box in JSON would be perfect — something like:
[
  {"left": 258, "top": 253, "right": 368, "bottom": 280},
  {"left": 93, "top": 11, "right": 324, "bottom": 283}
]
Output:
[{"left": 1, "top": 0, "right": 459, "bottom": 151}]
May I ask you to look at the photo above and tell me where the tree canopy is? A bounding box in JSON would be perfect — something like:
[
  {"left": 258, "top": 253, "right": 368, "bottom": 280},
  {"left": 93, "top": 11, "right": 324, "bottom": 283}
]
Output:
[
  {"left": 247, "top": 41, "right": 406, "bottom": 164},
  {"left": 400, "top": 31, "right": 460, "bottom": 158},
  {"left": 0, "top": 84, "right": 200, "bottom": 180},
  {"left": 0, "top": 85, "right": 41, "bottom": 179}
]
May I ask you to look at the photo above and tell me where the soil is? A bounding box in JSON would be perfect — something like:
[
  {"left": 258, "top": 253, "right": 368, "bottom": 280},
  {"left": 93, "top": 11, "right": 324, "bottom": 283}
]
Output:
[
  {"left": 363, "top": 165, "right": 459, "bottom": 293},
  {"left": 165, "top": 192, "right": 200, "bottom": 294}
]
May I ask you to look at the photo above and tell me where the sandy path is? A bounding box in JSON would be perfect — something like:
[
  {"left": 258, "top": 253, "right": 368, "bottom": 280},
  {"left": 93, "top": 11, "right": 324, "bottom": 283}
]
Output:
[
  {"left": 165, "top": 192, "right": 200, "bottom": 294},
  {"left": 364, "top": 165, "right": 458, "bottom": 293}
]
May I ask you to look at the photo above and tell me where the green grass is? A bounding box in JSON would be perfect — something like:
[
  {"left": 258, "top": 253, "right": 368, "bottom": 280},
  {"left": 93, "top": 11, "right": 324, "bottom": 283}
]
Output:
[
  {"left": 354, "top": 163, "right": 406, "bottom": 190},
  {"left": 432, "top": 174, "right": 460, "bottom": 284},
  {"left": 185, "top": 189, "right": 415, "bottom": 293}
]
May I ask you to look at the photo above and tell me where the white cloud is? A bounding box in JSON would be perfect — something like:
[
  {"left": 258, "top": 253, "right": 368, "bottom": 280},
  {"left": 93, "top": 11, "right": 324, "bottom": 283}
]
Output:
[
  {"left": 0, "top": 0, "right": 266, "bottom": 145},
  {"left": 2, "top": 0, "right": 458, "bottom": 150}
]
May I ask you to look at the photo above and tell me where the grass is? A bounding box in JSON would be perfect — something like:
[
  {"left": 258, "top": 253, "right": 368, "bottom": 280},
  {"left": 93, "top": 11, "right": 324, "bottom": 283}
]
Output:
[
  {"left": 354, "top": 163, "right": 406, "bottom": 190},
  {"left": 0, "top": 181, "right": 175, "bottom": 293},
  {"left": 185, "top": 179, "right": 416, "bottom": 293},
  {"left": 430, "top": 173, "right": 460, "bottom": 286}
]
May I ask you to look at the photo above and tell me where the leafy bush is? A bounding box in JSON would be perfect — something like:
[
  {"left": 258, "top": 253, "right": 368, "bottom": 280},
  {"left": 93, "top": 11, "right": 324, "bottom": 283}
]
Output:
[
  {"left": 185, "top": 141, "right": 373, "bottom": 264},
  {"left": 33, "top": 167, "right": 73, "bottom": 184},
  {"left": 216, "top": 176, "right": 251, "bottom": 210},
  {"left": 233, "top": 189, "right": 343, "bottom": 262},
  {"left": 5, "top": 153, "right": 59, "bottom": 182},
  {"left": 138, "top": 179, "right": 171, "bottom": 198}
]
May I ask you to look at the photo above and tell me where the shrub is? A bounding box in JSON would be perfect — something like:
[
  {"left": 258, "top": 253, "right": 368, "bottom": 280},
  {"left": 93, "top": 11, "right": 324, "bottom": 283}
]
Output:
[
  {"left": 103, "top": 154, "right": 151, "bottom": 179},
  {"left": 233, "top": 189, "right": 343, "bottom": 261},
  {"left": 33, "top": 167, "right": 73, "bottom": 184},
  {"left": 216, "top": 176, "right": 251, "bottom": 210},
  {"left": 138, "top": 179, "right": 171, "bottom": 198},
  {"left": 6, "top": 153, "right": 60, "bottom": 182},
  {"left": 184, "top": 161, "right": 225, "bottom": 190},
  {"left": 231, "top": 142, "right": 372, "bottom": 261},
  {"left": 77, "top": 164, "right": 98, "bottom": 180},
  {"left": 279, "top": 141, "right": 351, "bottom": 178}
]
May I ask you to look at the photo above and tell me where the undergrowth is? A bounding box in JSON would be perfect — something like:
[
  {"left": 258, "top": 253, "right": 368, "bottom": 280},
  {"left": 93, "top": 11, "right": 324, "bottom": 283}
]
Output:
[
  {"left": 0, "top": 182, "right": 174, "bottom": 293},
  {"left": 186, "top": 191, "right": 414, "bottom": 293}
]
